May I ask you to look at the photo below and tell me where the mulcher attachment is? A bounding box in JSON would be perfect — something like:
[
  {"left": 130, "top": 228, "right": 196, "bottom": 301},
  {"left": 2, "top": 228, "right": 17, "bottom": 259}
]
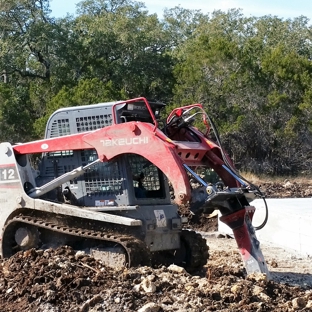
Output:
[
  {"left": 185, "top": 165, "right": 271, "bottom": 278},
  {"left": 220, "top": 207, "right": 271, "bottom": 278}
]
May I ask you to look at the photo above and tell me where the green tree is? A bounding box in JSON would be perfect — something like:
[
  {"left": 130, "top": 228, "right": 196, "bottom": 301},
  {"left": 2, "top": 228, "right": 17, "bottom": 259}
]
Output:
[
  {"left": 0, "top": 0, "right": 54, "bottom": 80},
  {"left": 173, "top": 10, "right": 312, "bottom": 174},
  {"left": 60, "top": 0, "right": 175, "bottom": 100},
  {"left": 34, "top": 78, "right": 126, "bottom": 136},
  {"left": 0, "top": 0, "right": 178, "bottom": 141},
  {"left": 0, "top": 83, "right": 34, "bottom": 142},
  {"left": 0, "top": 0, "right": 59, "bottom": 141}
]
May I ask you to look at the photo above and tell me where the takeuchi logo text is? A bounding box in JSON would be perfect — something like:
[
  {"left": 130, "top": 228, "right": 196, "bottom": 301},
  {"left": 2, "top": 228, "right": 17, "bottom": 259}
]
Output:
[{"left": 100, "top": 137, "right": 149, "bottom": 146}]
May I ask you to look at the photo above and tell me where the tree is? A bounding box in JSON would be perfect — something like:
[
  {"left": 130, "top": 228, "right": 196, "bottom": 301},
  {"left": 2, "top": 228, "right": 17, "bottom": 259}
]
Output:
[
  {"left": 0, "top": 0, "right": 54, "bottom": 80},
  {"left": 70, "top": 0, "right": 175, "bottom": 101},
  {"left": 0, "top": 0, "right": 60, "bottom": 140},
  {"left": 33, "top": 78, "right": 126, "bottom": 136},
  {"left": 173, "top": 10, "right": 312, "bottom": 174},
  {"left": 0, "top": 0, "right": 178, "bottom": 141},
  {"left": 0, "top": 83, "right": 34, "bottom": 142}
]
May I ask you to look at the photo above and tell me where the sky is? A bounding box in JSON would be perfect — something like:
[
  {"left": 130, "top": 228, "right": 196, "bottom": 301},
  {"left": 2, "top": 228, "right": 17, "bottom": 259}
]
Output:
[{"left": 49, "top": 0, "right": 312, "bottom": 21}]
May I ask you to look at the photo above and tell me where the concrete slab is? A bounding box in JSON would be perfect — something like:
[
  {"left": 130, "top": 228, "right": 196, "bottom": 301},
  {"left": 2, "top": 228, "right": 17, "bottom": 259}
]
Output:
[{"left": 218, "top": 198, "right": 312, "bottom": 256}]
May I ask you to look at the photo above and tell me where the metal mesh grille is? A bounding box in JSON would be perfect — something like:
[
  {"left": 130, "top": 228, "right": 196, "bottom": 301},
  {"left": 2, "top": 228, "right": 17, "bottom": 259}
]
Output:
[
  {"left": 81, "top": 150, "right": 123, "bottom": 195},
  {"left": 44, "top": 164, "right": 76, "bottom": 176},
  {"left": 128, "top": 155, "right": 161, "bottom": 191},
  {"left": 76, "top": 114, "right": 112, "bottom": 132},
  {"left": 44, "top": 151, "right": 75, "bottom": 176},
  {"left": 75, "top": 114, "right": 118, "bottom": 195},
  {"left": 50, "top": 119, "right": 71, "bottom": 138}
]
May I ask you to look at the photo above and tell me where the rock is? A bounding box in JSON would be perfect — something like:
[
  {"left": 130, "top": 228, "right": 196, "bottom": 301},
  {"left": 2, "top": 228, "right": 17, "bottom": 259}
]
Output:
[
  {"left": 306, "top": 300, "right": 312, "bottom": 308},
  {"left": 230, "top": 284, "right": 242, "bottom": 294},
  {"left": 36, "top": 303, "right": 61, "bottom": 312},
  {"left": 137, "top": 302, "right": 161, "bottom": 312},
  {"left": 158, "top": 272, "right": 171, "bottom": 282},
  {"left": 146, "top": 274, "right": 156, "bottom": 281},
  {"left": 133, "top": 284, "right": 141, "bottom": 292},
  {"left": 161, "top": 296, "right": 173, "bottom": 304},
  {"left": 196, "top": 278, "right": 209, "bottom": 290},
  {"left": 292, "top": 297, "right": 307, "bottom": 310},
  {"left": 141, "top": 277, "right": 156, "bottom": 293},
  {"left": 79, "top": 294, "right": 102, "bottom": 312},
  {"left": 258, "top": 292, "right": 271, "bottom": 302},
  {"left": 136, "top": 266, "right": 152, "bottom": 274},
  {"left": 0, "top": 227, "right": 311, "bottom": 312},
  {"left": 45, "top": 289, "right": 56, "bottom": 300},
  {"left": 167, "top": 264, "right": 187, "bottom": 274},
  {"left": 246, "top": 273, "right": 269, "bottom": 282},
  {"left": 252, "top": 285, "right": 264, "bottom": 296},
  {"left": 185, "top": 285, "right": 195, "bottom": 292},
  {"left": 179, "top": 276, "right": 188, "bottom": 284},
  {"left": 283, "top": 181, "right": 293, "bottom": 189},
  {"left": 6, "top": 288, "right": 13, "bottom": 294},
  {"left": 75, "top": 250, "right": 86, "bottom": 259}
]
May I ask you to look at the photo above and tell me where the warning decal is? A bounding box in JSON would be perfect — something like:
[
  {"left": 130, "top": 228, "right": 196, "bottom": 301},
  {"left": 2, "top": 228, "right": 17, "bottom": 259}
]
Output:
[{"left": 154, "top": 210, "right": 167, "bottom": 228}]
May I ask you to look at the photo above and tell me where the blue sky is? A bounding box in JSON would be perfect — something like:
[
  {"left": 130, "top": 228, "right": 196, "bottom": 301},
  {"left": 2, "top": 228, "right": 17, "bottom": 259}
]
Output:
[{"left": 49, "top": 0, "right": 312, "bottom": 21}]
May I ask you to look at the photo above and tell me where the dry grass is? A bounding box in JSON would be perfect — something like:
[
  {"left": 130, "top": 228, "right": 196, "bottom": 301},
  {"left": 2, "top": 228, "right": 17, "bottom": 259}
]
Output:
[{"left": 238, "top": 172, "right": 312, "bottom": 185}]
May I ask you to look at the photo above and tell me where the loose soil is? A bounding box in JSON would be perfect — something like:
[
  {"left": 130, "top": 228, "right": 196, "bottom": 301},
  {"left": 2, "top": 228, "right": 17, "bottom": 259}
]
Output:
[{"left": 0, "top": 181, "right": 311, "bottom": 311}]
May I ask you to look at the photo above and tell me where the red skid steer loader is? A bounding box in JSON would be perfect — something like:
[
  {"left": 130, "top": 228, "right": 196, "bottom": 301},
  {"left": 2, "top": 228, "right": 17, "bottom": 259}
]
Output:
[{"left": 0, "top": 97, "right": 269, "bottom": 276}]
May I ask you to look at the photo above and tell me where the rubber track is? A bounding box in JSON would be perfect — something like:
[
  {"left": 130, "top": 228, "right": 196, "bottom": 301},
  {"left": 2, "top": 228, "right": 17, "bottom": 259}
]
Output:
[
  {"left": 5, "top": 215, "right": 151, "bottom": 267},
  {"left": 181, "top": 229, "right": 209, "bottom": 270}
]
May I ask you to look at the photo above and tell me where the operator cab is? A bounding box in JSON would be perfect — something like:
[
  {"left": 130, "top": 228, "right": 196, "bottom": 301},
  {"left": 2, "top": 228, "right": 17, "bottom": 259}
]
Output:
[{"left": 36, "top": 98, "right": 171, "bottom": 207}]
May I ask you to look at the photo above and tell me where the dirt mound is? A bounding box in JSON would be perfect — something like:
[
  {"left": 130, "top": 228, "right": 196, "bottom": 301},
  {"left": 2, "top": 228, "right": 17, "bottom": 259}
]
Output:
[
  {"left": 1, "top": 244, "right": 311, "bottom": 312},
  {"left": 261, "top": 181, "right": 312, "bottom": 198},
  {"left": 1, "top": 180, "right": 311, "bottom": 311},
  {"left": 178, "top": 203, "right": 219, "bottom": 232}
]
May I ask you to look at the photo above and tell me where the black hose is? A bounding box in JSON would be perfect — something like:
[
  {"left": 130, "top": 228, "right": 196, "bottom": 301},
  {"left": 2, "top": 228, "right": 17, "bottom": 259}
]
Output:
[{"left": 206, "top": 114, "right": 269, "bottom": 231}]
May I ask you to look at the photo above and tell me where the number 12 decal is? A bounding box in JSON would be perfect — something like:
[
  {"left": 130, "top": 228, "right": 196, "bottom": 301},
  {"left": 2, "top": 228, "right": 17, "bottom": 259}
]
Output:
[{"left": 1, "top": 168, "right": 16, "bottom": 180}]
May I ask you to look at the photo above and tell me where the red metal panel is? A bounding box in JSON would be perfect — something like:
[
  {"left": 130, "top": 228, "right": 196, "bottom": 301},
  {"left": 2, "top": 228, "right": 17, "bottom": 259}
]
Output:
[
  {"left": 83, "top": 122, "right": 191, "bottom": 204},
  {"left": 13, "top": 133, "right": 93, "bottom": 154}
]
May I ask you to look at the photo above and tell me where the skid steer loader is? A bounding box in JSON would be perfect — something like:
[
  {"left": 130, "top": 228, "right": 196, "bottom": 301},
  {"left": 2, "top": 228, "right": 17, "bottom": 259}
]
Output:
[{"left": 0, "top": 97, "right": 269, "bottom": 275}]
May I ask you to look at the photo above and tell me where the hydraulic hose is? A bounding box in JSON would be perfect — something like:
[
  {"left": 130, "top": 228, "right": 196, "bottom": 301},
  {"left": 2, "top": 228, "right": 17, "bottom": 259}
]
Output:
[{"left": 205, "top": 114, "right": 269, "bottom": 231}]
